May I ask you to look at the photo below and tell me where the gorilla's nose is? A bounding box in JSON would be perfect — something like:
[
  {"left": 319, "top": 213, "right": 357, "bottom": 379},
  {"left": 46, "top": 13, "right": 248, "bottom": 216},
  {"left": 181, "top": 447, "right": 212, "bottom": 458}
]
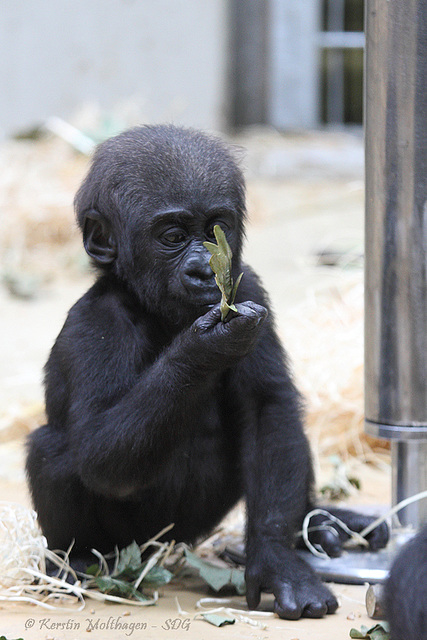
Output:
[{"left": 181, "top": 254, "right": 215, "bottom": 290}]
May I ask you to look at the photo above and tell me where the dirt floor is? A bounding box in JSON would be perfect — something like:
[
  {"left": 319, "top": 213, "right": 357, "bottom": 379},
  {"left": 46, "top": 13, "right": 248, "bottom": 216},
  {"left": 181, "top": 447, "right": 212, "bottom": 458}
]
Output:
[
  {"left": 0, "top": 127, "right": 391, "bottom": 639},
  {"left": 0, "top": 582, "right": 386, "bottom": 640}
]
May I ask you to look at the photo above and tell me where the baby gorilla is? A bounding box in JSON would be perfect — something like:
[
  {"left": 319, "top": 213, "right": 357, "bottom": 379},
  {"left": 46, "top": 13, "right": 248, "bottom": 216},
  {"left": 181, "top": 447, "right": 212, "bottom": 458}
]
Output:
[
  {"left": 385, "top": 526, "right": 427, "bottom": 640},
  {"left": 26, "top": 125, "right": 388, "bottom": 619}
]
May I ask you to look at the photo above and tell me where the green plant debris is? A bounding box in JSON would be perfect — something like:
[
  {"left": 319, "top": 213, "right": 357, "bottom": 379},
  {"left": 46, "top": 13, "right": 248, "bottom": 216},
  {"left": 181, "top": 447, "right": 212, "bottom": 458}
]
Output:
[
  {"left": 0, "top": 502, "right": 176, "bottom": 609},
  {"left": 203, "top": 225, "right": 243, "bottom": 322},
  {"left": 320, "top": 476, "right": 361, "bottom": 501},
  {"left": 184, "top": 549, "right": 245, "bottom": 595},
  {"left": 320, "top": 456, "right": 361, "bottom": 501},
  {"left": 349, "top": 623, "right": 390, "bottom": 640},
  {"left": 94, "top": 576, "right": 151, "bottom": 602},
  {"left": 115, "top": 539, "right": 143, "bottom": 577},
  {"left": 84, "top": 540, "right": 173, "bottom": 601},
  {"left": 201, "top": 613, "right": 236, "bottom": 627}
]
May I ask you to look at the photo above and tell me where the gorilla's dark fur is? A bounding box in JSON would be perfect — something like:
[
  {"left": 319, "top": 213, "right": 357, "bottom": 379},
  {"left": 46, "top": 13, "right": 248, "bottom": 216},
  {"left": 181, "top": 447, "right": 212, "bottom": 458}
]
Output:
[{"left": 27, "top": 125, "right": 388, "bottom": 619}]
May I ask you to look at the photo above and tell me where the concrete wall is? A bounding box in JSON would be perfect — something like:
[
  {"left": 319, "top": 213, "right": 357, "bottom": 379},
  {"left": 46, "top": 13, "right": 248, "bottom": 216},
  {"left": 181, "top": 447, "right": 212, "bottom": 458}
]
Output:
[
  {"left": 0, "top": 0, "right": 229, "bottom": 138},
  {"left": 227, "top": 0, "right": 322, "bottom": 130},
  {"left": 228, "top": 0, "right": 270, "bottom": 128},
  {"left": 269, "top": 0, "right": 322, "bottom": 129}
]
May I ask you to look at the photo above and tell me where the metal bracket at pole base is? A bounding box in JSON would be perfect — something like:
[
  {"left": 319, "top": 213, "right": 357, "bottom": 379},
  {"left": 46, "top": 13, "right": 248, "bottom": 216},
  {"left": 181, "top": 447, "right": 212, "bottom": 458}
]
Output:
[
  {"left": 298, "top": 528, "right": 416, "bottom": 585},
  {"left": 366, "top": 421, "right": 427, "bottom": 529},
  {"left": 365, "top": 420, "right": 427, "bottom": 442},
  {"left": 298, "top": 548, "right": 391, "bottom": 585}
]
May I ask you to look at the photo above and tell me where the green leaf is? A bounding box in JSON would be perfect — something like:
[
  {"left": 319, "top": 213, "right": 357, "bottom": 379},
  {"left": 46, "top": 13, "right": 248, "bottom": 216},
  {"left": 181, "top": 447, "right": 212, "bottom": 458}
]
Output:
[
  {"left": 85, "top": 562, "right": 103, "bottom": 577},
  {"left": 349, "top": 623, "right": 390, "bottom": 640},
  {"left": 115, "top": 540, "right": 142, "bottom": 576},
  {"left": 184, "top": 549, "right": 246, "bottom": 595},
  {"left": 94, "top": 576, "right": 150, "bottom": 602},
  {"left": 350, "top": 477, "right": 361, "bottom": 490},
  {"left": 202, "top": 613, "right": 236, "bottom": 627},
  {"left": 203, "top": 225, "right": 243, "bottom": 322},
  {"left": 83, "top": 540, "right": 173, "bottom": 600},
  {"left": 370, "top": 628, "right": 390, "bottom": 640},
  {"left": 350, "top": 629, "right": 368, "bottom": 639},
  {"left": 141, "top": 565, "right": 174, "bottom": 585},
  {"left": 231, "top": 272, "right": 243, "bottom": 306},
  {"left": 215, "top": 225, "right": 232, "bottom": 261}
]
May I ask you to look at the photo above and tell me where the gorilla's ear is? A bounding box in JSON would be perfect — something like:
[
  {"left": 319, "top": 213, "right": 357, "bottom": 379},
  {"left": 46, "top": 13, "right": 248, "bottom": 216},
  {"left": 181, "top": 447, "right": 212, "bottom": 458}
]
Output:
[{"left": 82, "top": 210, "right": 117, "bottom": 265}]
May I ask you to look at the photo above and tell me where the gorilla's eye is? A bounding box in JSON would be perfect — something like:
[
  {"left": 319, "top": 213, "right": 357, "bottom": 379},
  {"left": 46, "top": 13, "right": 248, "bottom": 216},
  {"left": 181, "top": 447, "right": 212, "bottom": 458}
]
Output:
[
  {"left": 160, "top": 228, "right": 188, "bottom": 246},
  {"left": 206, "top": 223, "right": 228, "bottom": 241}
]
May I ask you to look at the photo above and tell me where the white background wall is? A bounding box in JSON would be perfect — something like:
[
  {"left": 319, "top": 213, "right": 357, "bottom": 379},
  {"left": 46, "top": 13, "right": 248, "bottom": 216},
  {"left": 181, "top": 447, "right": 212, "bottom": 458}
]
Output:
[{"left": 0, "top": 0, "right": 229, "bottom": 138}]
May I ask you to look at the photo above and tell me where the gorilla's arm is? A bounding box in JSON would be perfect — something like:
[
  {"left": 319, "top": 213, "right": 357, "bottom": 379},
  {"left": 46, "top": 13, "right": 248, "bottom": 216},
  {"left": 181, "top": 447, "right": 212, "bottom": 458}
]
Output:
[
  {"left": 49, "top": 285, "right": 266, "bottom": 497},
  {"left": 238, "top": 309, "right": 387, "bottom": 617},
  {"left": 235, "top": 322, "right": 338, "bottom": 619}
]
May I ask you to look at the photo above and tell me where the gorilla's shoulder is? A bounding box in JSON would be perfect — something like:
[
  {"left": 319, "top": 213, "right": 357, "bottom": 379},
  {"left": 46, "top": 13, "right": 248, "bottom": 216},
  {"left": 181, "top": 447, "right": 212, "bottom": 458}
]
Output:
[
  {"left": 238, "top": 263, "right": 271, "bottom": 310},
  {"left": 63, "top": 276, "right": 141, "bottom": 338}
]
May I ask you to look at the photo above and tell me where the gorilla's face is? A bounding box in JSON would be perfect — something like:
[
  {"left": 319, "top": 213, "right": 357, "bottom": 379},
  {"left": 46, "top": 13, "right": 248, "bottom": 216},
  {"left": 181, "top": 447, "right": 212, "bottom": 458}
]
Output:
[{"left": 76, "top": 125, "right": 245, "bottom": 324}]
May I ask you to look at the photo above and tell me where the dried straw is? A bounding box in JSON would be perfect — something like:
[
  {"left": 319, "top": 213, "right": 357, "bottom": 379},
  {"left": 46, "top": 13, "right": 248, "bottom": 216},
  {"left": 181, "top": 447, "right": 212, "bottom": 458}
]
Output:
[
  {"left": 0, "top": 501, "right": 173, "bottom": 609},
  {"left": 281, "top": 279, "right": 389, "bottom": 463}
]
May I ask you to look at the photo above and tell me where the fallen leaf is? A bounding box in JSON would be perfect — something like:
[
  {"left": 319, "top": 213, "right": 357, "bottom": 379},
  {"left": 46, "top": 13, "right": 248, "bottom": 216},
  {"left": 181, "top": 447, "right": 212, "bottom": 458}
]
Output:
[
  {"left": 184, "top": 549, "right": 245, "bottom": 595},
  {"left": 201, "top": 613, "right": 236, "bottom": 627},
  {"left": 349, "top": 622, "right": 390, "bottom": 639}
]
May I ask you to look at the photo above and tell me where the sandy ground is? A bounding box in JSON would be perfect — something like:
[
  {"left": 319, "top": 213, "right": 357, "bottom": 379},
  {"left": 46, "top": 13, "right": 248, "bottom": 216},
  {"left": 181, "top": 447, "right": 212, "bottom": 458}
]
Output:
[
  {"left": 0, "top": 581, "right": 382, "bottom": 640},
  {"left": 0, "top": 128, "right": 391, "bottom": 638}
]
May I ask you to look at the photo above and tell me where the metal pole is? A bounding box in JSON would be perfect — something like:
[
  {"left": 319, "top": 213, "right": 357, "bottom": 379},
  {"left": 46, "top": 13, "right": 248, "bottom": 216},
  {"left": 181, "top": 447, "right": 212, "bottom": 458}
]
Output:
[
  {"left": 300, "top": 0, "right": 427, "bottom": 584},
  {"left": 365, "top": 0, "right": 427, "bottom": 529}
]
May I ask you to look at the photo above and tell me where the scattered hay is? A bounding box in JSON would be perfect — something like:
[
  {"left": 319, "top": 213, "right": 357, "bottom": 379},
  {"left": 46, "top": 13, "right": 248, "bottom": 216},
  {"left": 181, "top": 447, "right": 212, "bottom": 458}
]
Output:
[
  {"left": 0, "top": 404, "right": 45, "bottom": 444},
  {"left": 0, "top": 137, "right": 87, "bottom": 279},
  {"left": 0, "top": 502, "right": 45, "bottom": 588},
  {"left": 0, "top": 502, "right": 174, "bottom": 610},
  {"left": 282, "top": 279, "right": 389, "bottom": 463}
]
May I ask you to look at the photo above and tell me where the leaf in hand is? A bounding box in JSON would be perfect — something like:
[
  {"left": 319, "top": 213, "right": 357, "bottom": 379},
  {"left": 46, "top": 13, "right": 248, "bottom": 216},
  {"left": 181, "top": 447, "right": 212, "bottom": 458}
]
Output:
[{"left": 203, "top": 225, "right": 243, "bottom": 321}]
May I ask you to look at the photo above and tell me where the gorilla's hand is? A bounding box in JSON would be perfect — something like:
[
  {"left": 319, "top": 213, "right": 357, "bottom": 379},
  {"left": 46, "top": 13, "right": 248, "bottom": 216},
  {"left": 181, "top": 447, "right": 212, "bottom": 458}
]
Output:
[
  {"left": 245, "top": 541, "right": 338, "bottom": 620},
  {"left": 298, "top": 509, "right": 390, "bottom": 558},
  {"left": 187, "top": 301, "right": 268, "bottom": 368}
]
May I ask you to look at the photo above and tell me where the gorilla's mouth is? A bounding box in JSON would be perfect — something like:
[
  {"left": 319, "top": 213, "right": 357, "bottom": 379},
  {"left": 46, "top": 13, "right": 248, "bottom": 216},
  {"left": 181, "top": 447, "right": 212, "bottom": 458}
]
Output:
[
  {"left": 194, "top": 294, "right": 220, "bottom": 309},
  {"left": 181, "top": 285, "right": 220, "bottom": 308}
]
